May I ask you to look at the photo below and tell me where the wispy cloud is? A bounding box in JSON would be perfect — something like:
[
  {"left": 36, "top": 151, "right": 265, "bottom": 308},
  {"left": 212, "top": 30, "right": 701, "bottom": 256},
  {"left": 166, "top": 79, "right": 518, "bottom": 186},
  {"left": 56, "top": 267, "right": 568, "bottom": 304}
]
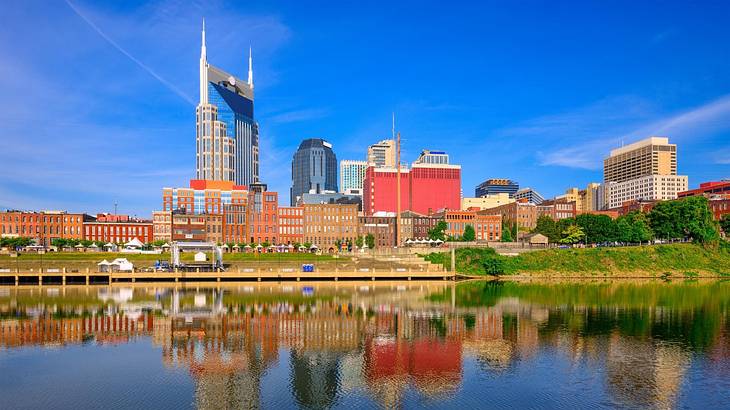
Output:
[
  {"left": 499, "top": 94, "right": 730, "bottom": 170},
  {"left": 64, "top": 0, "right": 195, "bottom": 105}
]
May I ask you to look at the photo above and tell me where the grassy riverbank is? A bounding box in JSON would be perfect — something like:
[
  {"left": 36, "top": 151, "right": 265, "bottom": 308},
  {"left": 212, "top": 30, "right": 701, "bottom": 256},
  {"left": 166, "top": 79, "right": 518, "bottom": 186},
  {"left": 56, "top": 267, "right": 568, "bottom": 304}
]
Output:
[{"left": 424, "top": 243, "right": 730, "bottom": 277}]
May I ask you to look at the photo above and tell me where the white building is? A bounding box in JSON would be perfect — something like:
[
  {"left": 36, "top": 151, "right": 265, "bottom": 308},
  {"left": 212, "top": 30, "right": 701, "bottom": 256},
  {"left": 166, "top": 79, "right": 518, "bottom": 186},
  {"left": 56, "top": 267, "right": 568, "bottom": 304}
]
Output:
[
  {"left": 605, "top": 175, "right": 688, "bottom": 209},
  {"left": 339, "top": 160, "right": 368, "bottom": 194}
]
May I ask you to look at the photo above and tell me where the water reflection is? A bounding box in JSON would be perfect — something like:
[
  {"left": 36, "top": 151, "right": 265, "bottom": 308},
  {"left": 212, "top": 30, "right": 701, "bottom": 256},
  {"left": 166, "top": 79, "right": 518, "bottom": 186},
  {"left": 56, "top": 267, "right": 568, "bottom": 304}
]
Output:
[{"left": 1, "top": 280, "right": 729, "bottom": 409}]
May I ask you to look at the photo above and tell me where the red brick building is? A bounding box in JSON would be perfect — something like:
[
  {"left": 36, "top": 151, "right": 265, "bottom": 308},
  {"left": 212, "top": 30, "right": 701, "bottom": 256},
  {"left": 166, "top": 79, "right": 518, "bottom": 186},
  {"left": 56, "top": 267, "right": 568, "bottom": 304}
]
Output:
[
  {"left": 278, "top": 206, "right": 304, "bottom": 245},
  {"left": 678, "top": 181, "right": 730, "bottom": 198},
  {"left": 0, "top": 211, "right": 85, "bottom": 246},
  {"left": 363, "top": 164, "right": 461, "bottom": 216},
  {"left": 432, "top": 209, "right": 502, "bottom": 241},
  {"left": 83, "top": 218, "right": 153, "bottom": 244},
  {"left": 248, "top": 183, "right": 278, "bottom": 244}
]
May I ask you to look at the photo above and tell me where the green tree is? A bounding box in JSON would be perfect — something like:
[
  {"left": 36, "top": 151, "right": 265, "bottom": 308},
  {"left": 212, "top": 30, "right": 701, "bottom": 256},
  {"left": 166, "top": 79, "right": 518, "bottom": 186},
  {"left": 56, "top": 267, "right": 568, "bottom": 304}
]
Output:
[
  {"left": 533, "top": 215, "right": 559, "bottom": 243},
  {"left": 365, "top": 233, "right": 376, "bottom": 249},
  {"left": 355, "top": 236, "right": 364, "bottom": 248},
  {"left": 575, "top": 214, "right": 617, "bottom": 244},
  {"left": 462, "top": 224, "right": 476, "bottom": 241},
  {"left": 649, "top": 196, "right": 719, "bottom": 243},
  {"left": 560, "top": 225, "right": 585, "bottom": 244},
  {"left": 501, "top": 227, "right": 513, "bottom": 242},
  {"left": 482, "top": 257, "right": 505, "bottom": 275},
  {"left": 151, "top": 240, "right": 166, "bottom": 247},
  {"left": 428, "top": 221, "right": 448, "bottom": 241},
  {"left": 721, "top": 214, "right": 730, "bottom": 235},
  {"left": 51, "top": 238, "right": 68, "bottom": 248}
]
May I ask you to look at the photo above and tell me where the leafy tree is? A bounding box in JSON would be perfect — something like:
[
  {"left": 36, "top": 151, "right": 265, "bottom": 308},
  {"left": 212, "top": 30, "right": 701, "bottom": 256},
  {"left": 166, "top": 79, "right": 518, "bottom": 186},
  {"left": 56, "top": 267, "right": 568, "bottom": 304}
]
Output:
[
  {"left": 428, "top": 221, "right": 448, "bottom": 241},
  {"left": 720, "top": 214, "right": 730, "bottom": 235},
  {"left": 355, "top": 236, "right": 364, "bottom": 248},
  {"left": 365, "top": 233, "right": 376, "bottom": 249},
  {"left": 533, "top": 215, "right": 559, "bottom": 243},
  {"left": 303, "top": 242, "right": 312, "bottom": 249},
  {"left": 1, "top": 237, "right": 34, "bottom": 248},
  {"left": 334, "top": 239, "right": 342, "bottom": 249},
  {"left": 462, "top": 224, "right": 476, "bottom": 242},
  {"left": 575, "top": 214, "right": 617, "bottom": 244},
  {"left": 501, "top": 227, "right": 513, "bottom": 242},
  {"left": 482, "top": 257, "right": 505, "bottom": 275},
  {"left": 262, "top": 241, "right": 271, "bottom": 248},
  {"left": 51, "top": 238, "right": 68, "bottom": 248},
  {"left": 151, "top": 240, "right": 166, "bottom": 247},
  {"left": 649, "top": 196, "right": 719, "bottom": 243},
  {"left": 560, "top": 225, "right": 585, "bottom": 244},
  {"left": 619, "top": 211, "right": 653, "bottom": 244}
]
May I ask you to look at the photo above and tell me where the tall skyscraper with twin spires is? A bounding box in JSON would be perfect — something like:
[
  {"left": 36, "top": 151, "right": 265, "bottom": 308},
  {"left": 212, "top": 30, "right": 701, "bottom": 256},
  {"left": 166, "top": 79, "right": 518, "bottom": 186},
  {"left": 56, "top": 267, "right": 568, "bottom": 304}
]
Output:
[{"left": 196, "top": 20, "right": 259, "bottom": 186}]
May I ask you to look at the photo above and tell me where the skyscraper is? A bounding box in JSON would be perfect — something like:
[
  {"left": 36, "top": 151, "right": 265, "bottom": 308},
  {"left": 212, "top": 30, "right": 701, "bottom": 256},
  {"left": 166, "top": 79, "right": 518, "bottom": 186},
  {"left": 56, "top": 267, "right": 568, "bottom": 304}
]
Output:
[
  {"left": 603, "top": 137, "right": 676, "bottom": 183},
  {"left": 475, "top": 179, "right": 519, "bottom": 198},
  {"left": 367, "top": 139, "right": 396, "bottom": 167},
  {"left": 290, "top": 139, "right": 338, "bottom": 206},
  {"left": 196, "top": 20, "right": 259, "bottom": 186},
  {"left": 339, "top": 160, "right": 368, "bottom": 194}
]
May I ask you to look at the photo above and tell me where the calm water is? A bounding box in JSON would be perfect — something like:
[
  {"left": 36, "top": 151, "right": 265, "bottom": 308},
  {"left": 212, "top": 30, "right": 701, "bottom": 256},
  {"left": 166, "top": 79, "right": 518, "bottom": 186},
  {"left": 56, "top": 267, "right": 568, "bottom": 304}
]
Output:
[{"left": 1, "top": 280, "right": 729, "bottom": 409}]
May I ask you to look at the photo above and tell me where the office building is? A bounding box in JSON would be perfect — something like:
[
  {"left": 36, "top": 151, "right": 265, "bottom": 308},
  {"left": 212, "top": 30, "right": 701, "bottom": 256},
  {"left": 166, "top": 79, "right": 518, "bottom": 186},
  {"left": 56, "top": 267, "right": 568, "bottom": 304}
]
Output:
[
  {"left": 152, "top": 211, "right": 172, "bottom": 242},
  {"left": 603, "top": 137, "right": 676, "bottom": 184},
  {"left": 302, "top": 203, "right": 358, "bottom": 249},
  {"left": 602, "top": 137, "right": 687, "bottom": 209},
  {"left": 367, "top": 139, "right": 396, "bottom": 167},
  {"left": 340, "top": 160, "right": 368, "bottom": 194},
  {"left": 475, "top": 179, "right": 519, "bottom": 198},
  {"left": 514, "top": 188, "right": 544, "bottom": 205},
  {"left": 290, "top": 138, "right": 338, "bottom": 206},
  {"left": 605, "top": 175, "right": 689, "bottom": 210},
  {"left": 363, "top": 152, "right": 461, "bottom": 216},
  {"left": 461, "top": 193, "right": 514, "bottom": 211},
  {"left": 196, "top": 22, "right": 259, "bottom": 185}
]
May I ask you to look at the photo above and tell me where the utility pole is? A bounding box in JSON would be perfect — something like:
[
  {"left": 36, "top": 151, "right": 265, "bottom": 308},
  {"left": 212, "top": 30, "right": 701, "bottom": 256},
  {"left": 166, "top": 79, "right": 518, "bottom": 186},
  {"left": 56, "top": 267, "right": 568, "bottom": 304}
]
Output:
[{"left": 396, "top": 131, "right": 402, "bottom": 248}]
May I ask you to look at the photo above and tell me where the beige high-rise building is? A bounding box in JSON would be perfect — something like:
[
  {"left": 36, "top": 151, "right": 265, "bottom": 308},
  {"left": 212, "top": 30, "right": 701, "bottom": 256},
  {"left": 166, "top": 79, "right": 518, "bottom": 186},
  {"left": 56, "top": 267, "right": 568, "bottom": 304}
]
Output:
[
  {"left": 367, "top": 139, "right": 396, "bottom": 167},
  {"left": 603, "top": 137, "right": 677, "bottom": 183}
]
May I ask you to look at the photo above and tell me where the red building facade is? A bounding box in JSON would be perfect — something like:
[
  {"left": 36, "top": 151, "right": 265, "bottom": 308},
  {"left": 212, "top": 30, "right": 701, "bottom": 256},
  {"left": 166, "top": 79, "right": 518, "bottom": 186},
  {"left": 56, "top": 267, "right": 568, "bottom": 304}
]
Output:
[
  {"left": 83, "top": 220, "right": 153, "bottom": 244},
  {"left": 363, "top": 164, "right": 461, "bottom": 216}
]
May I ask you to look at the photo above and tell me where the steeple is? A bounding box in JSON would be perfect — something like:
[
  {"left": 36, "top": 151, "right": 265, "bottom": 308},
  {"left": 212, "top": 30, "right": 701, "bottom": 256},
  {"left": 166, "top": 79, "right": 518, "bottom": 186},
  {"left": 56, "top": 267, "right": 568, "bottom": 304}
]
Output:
[
  {"left": 247, "top": 46, "right": 254, "bottom": 89},
  {"left": 199, "top": 18, "right": 208, "bottom": 104}
]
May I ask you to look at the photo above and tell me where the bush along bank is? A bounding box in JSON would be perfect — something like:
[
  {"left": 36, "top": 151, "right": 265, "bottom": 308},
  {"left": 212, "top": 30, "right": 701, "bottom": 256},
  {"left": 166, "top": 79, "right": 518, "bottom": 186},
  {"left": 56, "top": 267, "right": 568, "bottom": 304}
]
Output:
[{"left": 422, "top": 242, "right": 730, "bottom": 277}]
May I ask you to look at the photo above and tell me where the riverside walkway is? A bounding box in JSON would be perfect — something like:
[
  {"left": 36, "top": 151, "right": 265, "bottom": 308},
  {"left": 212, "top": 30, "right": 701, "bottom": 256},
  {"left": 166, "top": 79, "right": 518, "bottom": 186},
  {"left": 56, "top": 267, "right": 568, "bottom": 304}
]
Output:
[{"left": 0, "top": 267, "right": 454, "bottom": 286}]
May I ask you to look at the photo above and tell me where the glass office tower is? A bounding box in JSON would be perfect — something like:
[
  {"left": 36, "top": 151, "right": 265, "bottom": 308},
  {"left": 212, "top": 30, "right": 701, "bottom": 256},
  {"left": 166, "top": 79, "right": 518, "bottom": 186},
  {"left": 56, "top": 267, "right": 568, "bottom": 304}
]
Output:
[
  {"left": 290, "top": 139, "right": 338, "bottom": 206},
  {"left": 196, "top": 22, "right": 259, "bottom": 186}
]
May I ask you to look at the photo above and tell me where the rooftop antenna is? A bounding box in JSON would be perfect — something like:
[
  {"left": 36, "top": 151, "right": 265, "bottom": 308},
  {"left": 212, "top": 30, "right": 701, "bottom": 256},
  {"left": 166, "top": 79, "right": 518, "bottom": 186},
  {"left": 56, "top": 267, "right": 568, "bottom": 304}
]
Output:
[{"left": 392, "top": 112, "right": 395, "bottom": 140}]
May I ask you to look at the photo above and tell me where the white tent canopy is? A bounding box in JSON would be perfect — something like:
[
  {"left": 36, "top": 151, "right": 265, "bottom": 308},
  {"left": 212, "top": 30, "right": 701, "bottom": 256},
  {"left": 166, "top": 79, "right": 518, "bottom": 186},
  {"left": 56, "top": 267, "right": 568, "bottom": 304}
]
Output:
[{"left": 124, "top": 238, "right": 144, "bottom": 249}]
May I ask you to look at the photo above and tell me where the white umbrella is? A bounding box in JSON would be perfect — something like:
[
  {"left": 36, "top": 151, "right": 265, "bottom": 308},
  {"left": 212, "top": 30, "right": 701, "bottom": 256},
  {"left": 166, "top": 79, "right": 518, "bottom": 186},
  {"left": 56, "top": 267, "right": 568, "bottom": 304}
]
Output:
[
  {"left": 74, "top": 243, "right": 84, "bottom": 248},
  {"left": 89, "top": 243, "right": 99, "bottom": 248},
  {"left": 310, "top": 244, "right": 319, "bottom": 249}
]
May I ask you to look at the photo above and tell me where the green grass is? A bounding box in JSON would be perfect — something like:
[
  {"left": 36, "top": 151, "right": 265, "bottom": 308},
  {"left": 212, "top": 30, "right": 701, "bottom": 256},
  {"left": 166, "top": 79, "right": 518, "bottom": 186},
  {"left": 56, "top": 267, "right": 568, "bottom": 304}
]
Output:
[{"left": 424, "top": 243, "right": 730, "bottom": 276}]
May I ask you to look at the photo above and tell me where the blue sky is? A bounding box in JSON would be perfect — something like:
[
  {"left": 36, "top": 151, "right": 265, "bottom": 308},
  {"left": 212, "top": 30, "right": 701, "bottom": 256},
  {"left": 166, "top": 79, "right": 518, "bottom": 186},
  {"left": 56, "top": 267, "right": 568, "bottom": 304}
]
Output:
[{"left": 1, "top": 0, "right": 729, "bottom": 216}]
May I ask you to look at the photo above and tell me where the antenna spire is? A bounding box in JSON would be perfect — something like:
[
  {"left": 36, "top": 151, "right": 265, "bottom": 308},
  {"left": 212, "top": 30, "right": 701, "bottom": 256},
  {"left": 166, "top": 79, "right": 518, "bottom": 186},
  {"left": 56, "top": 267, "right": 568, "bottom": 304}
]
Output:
[
  {"left": 199, "top": 17, "right": 209, "bottom": 104},
  {"left": 248, "top": 46, "right": 254, "bottom": 89}
]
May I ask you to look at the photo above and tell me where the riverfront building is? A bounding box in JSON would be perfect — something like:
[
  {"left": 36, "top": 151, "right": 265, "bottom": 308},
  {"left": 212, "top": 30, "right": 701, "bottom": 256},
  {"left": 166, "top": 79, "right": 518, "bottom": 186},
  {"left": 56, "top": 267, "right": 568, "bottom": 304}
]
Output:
[
  {"left": 475, "top": 179, "right": 519, "bottom": 198},
  {"left": 83, "top": 216, "right": 153, "bottom": 244},
  {"left": 302, "top": 203, "right": 358, "bottom": 250},
  {"left": 196, "top": 21, "right": 259, "bottom": 186},
  {"left": 0, "top": 211, "right": 84, "bottom": 247},
  {"left": 278, "top": 207, "right": 304, "bottom": 245},
  {"left": 480, "top": 201, "right": 538, "bottom": 230},
  {"left": 290, "top": 138, "right": 338, "bottom": 206},
  {"left": 431, "top": 209, "right": 502, "bottom": 241}
]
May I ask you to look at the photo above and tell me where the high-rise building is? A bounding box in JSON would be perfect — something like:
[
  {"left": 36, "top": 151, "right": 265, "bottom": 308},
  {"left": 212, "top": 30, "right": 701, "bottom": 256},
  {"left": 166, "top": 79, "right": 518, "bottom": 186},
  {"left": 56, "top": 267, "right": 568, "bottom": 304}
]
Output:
[
  {"left": 413, "top": 150, "right": 449, "bottom": 165},
  {"left": 475, "top": 179, "right": 519, "bottom": 198},
  {"left": 367, "top": 139, "right": 396, "bottom": 167},
  {"left": 602, "top": 137, "right": 687, "bottom": 209},
  {"left": 514, "top": 188, "right": 544, "bottom": 205},
  {"left": 339, "top": 160, "right": 368, "bottom": 194},
  {"left": 290, "top": 138, "right": 338, "bottom": 206},
  {"left": 196, "top": 21, "right": 259, "bottom": 186},
  {"left": 603, "top": 137, "right": 676, "bottom": 184}
]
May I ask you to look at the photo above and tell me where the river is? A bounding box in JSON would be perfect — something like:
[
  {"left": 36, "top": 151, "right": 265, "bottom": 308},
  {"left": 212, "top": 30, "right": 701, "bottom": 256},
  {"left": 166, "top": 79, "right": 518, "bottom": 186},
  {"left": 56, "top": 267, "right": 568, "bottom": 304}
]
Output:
[{"left": 1, "top": 280, "right": 729, "bottom": 409}]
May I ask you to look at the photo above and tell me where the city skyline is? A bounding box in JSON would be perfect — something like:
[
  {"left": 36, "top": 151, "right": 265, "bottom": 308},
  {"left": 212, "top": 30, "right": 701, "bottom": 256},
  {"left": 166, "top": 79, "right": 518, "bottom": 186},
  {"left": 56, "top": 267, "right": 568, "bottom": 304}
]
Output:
[{"left": 2, "top": 1, "right": 730, "bottom": 215}]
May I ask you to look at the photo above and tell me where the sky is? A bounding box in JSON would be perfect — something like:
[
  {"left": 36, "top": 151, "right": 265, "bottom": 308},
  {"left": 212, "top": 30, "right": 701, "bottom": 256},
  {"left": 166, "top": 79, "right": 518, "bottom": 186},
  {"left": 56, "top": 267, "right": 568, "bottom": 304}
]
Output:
[{"left": 1, "top": 0, "right": 730, "bottom": 217}]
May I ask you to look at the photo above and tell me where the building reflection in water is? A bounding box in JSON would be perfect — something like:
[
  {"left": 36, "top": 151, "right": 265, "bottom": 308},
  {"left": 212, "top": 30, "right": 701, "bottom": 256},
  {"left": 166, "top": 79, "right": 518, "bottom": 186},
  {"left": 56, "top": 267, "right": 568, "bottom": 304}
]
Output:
[{"left": 1, "top": 281, "right": 729, "bottom": 408}]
